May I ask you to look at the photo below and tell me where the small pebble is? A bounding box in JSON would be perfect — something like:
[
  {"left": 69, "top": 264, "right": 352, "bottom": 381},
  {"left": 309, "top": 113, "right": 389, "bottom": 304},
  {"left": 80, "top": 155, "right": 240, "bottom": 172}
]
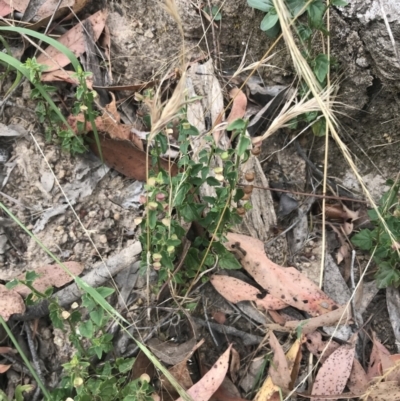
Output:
[
  {"left": 113, "top": 212, "right": 120, "bottom": 221},
  {"left": 99, "top": 234, "right": 108, "bottom": 244},
  {"left": 88, "top": 211, "right": 97, "bottom": 218}
]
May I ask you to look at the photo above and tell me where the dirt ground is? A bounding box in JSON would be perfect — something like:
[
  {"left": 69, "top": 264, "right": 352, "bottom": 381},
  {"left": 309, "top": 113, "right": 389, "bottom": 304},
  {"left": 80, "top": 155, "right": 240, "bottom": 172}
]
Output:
[{"left": 0, "top": 0, "right": 400, "bottom": 400}]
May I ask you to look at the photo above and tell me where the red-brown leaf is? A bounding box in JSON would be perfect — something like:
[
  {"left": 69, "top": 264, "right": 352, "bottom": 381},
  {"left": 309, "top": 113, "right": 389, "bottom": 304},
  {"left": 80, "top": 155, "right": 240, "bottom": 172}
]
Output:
[
  {"left": 37, "top": 10, "right": 107, "bottom": 71},
  {"left": 175, "top": 345, "right": 231, "bottom": 401},
  {"left": 311, "top": 343, "right": 355, "bottom": 401},
  {"left": 210, "top": 275, "right": 287, "bottom": 310},
  {"left": 224, "top": 233, "right": 339, "bottom": 316}
]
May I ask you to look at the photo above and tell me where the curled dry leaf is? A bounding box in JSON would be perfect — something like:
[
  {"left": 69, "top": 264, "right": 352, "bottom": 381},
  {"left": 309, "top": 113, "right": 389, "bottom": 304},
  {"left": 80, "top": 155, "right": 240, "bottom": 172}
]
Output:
[
  {"left": 0, "top": 284, "right": 25, "bottom": 321},
  {"left": 347, "top": 359, "right": 369, "bottom": 396},
  {"left": 254, "top": 338, "right": 301, "bottom": 401},
  {"left": 224, "top": 233, "right": 339, "bottom": 316},
  {"left": 305, "top": 331, "right": 340, "bottom": 364},
  {"left": 269, "top": 331, "right": 290, "bottom": 389},
  {"left": 175, "top": 345, "right": 232, "bottom": 401},
  {"left": 311, "top": 342, "right": 355, "bottom": 401},
  {"left": 147, "top": 338, "right": 197, "bottom": 366},
  {"left": 210, "top": 275, "right": 287, "bottom": 311},
  {"left": 68, "top": 94, "right": 144, "bottom": 149},
  {"left": 368, "top": 333, "right": 392, "bottom": 380},
  {"left": 267, "top": 305, "right": 350, "bottom": 334},
  {"left": 0, "top": 364, "right": 11, "bottom": 374},
  {"left": 226, "top": 88, "right": 247, "bottom": 125},
  {"left": 13, "top": 261, "right": 84, "bottom": 297},
  {"left": 230, "top": 347, "right": 240, "bottom": 384},
  {"left": 37, "top": 10, "right": 107, "bottom": 72},
  {"left": 89, "top": 134, "right": 177, "bottom": 181}
]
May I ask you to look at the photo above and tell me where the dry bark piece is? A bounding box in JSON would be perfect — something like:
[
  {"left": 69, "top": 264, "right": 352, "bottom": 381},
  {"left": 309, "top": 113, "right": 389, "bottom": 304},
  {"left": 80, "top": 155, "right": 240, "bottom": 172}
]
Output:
[
  {"left": 13, "top": 261, "right": 84, "bottom": 297},
  {"left": 224, "top": 233, "right": 339, "bottom": 316},
  {"left": 210, "top": 275, "right": 288, "bottom": 311},
  {"left": 0, "top": 284, "right": 25, "bottom": 321}
]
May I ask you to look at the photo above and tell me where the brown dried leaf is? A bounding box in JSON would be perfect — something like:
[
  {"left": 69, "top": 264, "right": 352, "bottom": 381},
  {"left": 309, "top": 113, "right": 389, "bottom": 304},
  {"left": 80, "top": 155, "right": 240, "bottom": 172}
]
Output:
[
  {"left": 1, "top": 0, "right": 29, "bottom": 13},
  {"left": 367, "top": 381, "right": 400, "bottom": 401},
  {"left": 368, "top": 333, "right": 391, "bottom": 380},
  {"left": 347, "top": 358, "right": 369, "bottom": 396},
  {"left": 269, "top": 331, "right": 290, "bottom": 389},
  {"left": 37, "top": 10, "right": 107, "bottom": 72},
  {"left": 311, "top": 343, "right": 355, "bottom": 401},
  {"left": 210, "top": 275, "right": 287, "bottom": 310},
  {"left": 13, "top": 261, "right": 84, "bottom": 297},
  {"left": 69, "top": 94, "right": 144, "bottom": 149},
  {"left": 0, "top": 0, "right": 11, "bottom": 16},
  {"left": 225, "top": 233, "right": 339, "bottom": 316},
  {"left": 226, "top": 88, "right": 247, "bottom": 125},
  {"left": 131, "top": 350, "right": 155, "bottom": 381},
  {"left": 88, "top": 134, "right": 177, "bottom": 181},
  {"left": 230, "top": 348, "right": 240, "bottom": 384},
  {"left": 0, "top": 364, "right": 11, "bottom": 374},
  {"left": 175, "top": 345, "right": 231, "bottom": 401},
  {"left": 305, "top": 331, "right": 340, "bottom": 364},
  {"left": 0, "top": 284, "right": 25, "bottom": 321},
  {"left": 147, "top": 338, "right": 196, "bottom": 366}
]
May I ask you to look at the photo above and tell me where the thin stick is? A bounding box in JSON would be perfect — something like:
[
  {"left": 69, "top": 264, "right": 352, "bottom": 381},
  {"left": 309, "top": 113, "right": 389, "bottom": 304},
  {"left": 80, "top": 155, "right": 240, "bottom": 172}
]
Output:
[{"left": 237, "top": 183, "right": 367, "bottom": 203}]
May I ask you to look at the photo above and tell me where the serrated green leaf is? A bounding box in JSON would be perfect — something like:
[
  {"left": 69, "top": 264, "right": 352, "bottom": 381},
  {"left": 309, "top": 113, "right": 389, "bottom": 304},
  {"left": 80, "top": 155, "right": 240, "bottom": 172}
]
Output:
[
  {"left": 79, "top": 320, "right": 94, "bottom": 338},
  {"left": 260, "top": 10, "right": 279, "bottom": 31},
  {"left": 351, "top": 229, "right": 374, "bottom": 250},
  {"left": 297, "top": 23, "right": 313, "bottom": 41}
]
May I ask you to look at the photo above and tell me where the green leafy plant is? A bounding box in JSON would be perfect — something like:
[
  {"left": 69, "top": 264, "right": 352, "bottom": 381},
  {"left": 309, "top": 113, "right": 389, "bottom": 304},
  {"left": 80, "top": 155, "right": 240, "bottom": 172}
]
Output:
[
  {"left": 139, "top": 107, "right": 253, "bottom": 288},
  {"left": 351, "top": 180, "right": 400, "bottom": 288},
  {"left": 247, "top": 0, "right": 347, "bottom": 136},
  {"left": 0, "top": 27, "right": 101, "bottom": 156}
]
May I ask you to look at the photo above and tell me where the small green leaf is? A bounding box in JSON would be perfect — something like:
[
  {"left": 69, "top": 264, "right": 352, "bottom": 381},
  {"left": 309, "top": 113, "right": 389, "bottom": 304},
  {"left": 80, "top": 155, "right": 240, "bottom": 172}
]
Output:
[
  {"left": 79, "top": 320, "right": 94, "bottom": 338},
  {"left": 117, "top": 358, "right": 136, "bottom": 373},
  {"left": 287, "top": 0, "right": 307, "bottom": 16},
  {"left": 247, "top": 0, "right": 273, "bottom": 12},
  {"left": 234, "top": 188, "right": 245, "bottom": 202},
  {"left": 90, "top": 308, "right": 104, "bottom": 327},
  {"left": 331, "top": 0, "right": 348, "bottom": 6},
  {"left": 313, "top": 53, "right": 329, "bottom": 82},
  {"left": 260, "top": 10, "right": 279, "bottom": 31},
  {"left": 237, "top": 136, "right": 251, "bottom": 156},
  {"left": 206, "top": 176, "right": 221, "bottom": 186},
  {"left": 95, "top": 287, "right": 115, "bottom": 299},
  {"left": 218, "top": 248, "right": 242, "bottom": 269},
  {"left": 351, "top": 229, "right": 374, "bottom": 251},
  {"left": 312, "top": 117, "right": 326, "bottom": 136},
  {"left": 226, "top": 118, "right": 246, "bottom": 131},
  {"left": 307, "top": 0, "right": 325, "bottom": 28},
  {"left": 297, "top": 23, "right": 313, "bottom": 41}
]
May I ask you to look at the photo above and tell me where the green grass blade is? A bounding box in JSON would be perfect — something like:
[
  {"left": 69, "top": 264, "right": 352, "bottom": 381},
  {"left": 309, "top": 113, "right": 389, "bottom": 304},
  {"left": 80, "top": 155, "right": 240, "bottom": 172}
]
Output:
[{"left": 0, "top": 26, "right": 80, "bottom": 71}]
